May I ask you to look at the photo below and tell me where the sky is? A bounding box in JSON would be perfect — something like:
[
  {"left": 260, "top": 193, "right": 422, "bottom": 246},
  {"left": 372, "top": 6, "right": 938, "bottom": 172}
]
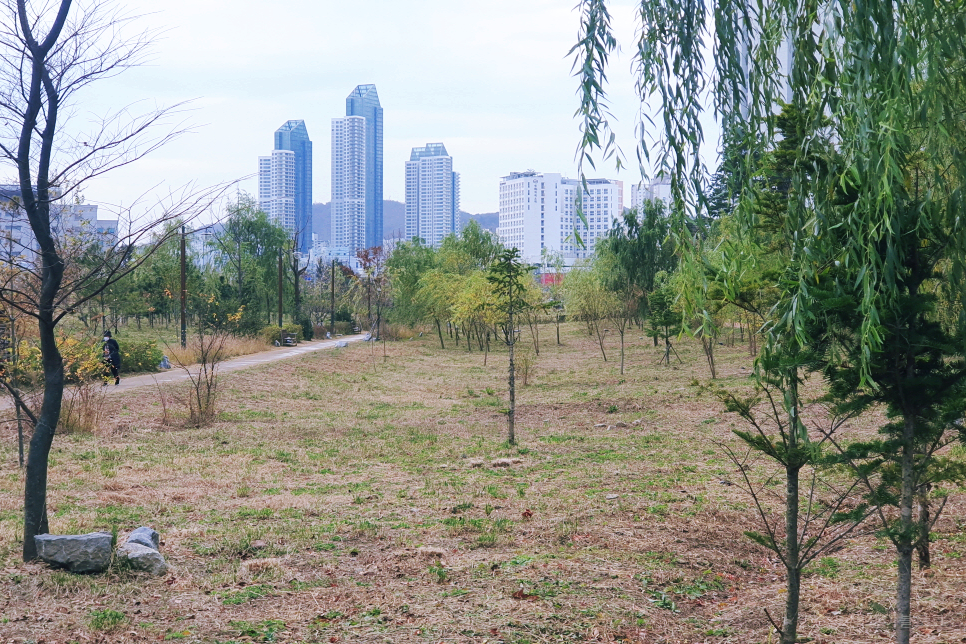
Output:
[{"left": 74, "top": 0, "right": 719, "bottom": 219}]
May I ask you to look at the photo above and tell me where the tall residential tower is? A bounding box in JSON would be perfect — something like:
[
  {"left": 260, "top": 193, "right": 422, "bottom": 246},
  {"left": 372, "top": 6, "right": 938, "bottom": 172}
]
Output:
[
  {"left": 332, "top": 84, "right": 383, "bottom": 251},
  {"left": 259, "top": 120, "right": 312, "bottom": 253},
  {"left": 405, "top": 143, "right": 460, "bottom": 246}
]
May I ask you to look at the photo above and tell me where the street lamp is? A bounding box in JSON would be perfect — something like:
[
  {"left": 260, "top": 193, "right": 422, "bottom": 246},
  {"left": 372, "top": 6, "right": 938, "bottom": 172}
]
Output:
[{"left": 180, "top": 224, "right": 186, "bottom": 348}]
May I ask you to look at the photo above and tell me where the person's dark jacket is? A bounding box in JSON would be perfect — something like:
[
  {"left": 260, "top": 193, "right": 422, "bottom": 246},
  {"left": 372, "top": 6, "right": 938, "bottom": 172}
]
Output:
[{"left": 104, "top": 338, "right": 120, "bottom": 367}]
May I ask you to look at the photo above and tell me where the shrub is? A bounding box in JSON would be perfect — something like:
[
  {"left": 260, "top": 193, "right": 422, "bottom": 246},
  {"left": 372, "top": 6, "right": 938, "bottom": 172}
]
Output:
[
  {"left": 315, "top": 321, "right": 356, "bottom": 337},
  {"left": 515, "top": 347, "right": 538, "bottom": 386},
  {"left": 17, "top": 335, "right": 103, "bottom": 386},
  {"left": 259, "top": 323, "right": 303, "bottom": 345},
  {"left": 381, "top": 323, "right": 423, "bottom": 341},
  {"left": 165, "top": 335, "right": 265, "bottom": 366},
  {"left": 298, "top": 316, "right": 314, "bottom": 341},
  {"left": 119, "top": 340, "right": 162, "bottom": 374},
  {"left": 166, "top": 330, "right": 231, "bottom": 427},
  {"left": 60, "top": 381, "right": 107, "bottom": 434}
]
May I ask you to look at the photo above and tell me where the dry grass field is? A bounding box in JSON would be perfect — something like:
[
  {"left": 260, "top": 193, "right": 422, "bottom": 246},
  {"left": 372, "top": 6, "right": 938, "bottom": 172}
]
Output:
[{"left": 0, "top": 324, "right": 964, "bottom": 644}]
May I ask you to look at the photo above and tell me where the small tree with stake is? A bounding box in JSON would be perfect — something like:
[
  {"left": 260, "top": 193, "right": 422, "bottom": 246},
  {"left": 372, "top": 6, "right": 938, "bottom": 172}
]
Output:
[
  {"left": 487, "top": 248, "right": 532, "bottom": 446},
  {"left": 0, "top": 0, "right": 227, "bottom": 561}
]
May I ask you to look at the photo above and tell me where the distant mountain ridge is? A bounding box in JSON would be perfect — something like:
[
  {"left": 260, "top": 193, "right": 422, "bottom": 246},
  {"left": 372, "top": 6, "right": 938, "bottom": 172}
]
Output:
[{"left": 312, "top": 200, "right": 497, "bottom": 244}]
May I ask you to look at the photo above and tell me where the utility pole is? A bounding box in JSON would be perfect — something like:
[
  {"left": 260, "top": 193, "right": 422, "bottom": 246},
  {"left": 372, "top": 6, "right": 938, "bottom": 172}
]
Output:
[
  {"left": 277, "top": 250, "right": 283, "bottom": 337},
  {"left": 330, "top": 258, "right": 335, "bottom": 331},
  {"left": 375, "top": 288, "right": 381, "bottom": 341},
  {"left": 180, "top": 224, "right": 187, "bottom": 348}
]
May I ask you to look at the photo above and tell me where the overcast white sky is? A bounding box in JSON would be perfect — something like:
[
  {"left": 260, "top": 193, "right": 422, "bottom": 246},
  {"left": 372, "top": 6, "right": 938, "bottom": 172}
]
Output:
[{"left": 77, "top": 0, "right": 718, "bottom": 218}]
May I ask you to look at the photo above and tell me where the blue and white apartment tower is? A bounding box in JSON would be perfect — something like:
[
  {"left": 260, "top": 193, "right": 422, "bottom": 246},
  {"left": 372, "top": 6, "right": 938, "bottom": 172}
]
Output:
[
  {"left": 333, "top": 85, "right": 383, "bottom": 251},
  {"left": 265, "top": 120, "right": 313, "bottom": 254}
]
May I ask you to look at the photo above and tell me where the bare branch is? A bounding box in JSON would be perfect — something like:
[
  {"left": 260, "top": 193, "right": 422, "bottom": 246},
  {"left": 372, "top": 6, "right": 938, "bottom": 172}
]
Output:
[{"left": 0, "top": 376, "right": 36, "bottom": 425}]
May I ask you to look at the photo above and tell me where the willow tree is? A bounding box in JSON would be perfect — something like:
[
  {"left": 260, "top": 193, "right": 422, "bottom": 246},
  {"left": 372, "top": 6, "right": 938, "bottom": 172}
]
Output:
[{"left": 574, "top": 1, "right": 966, "bottom": 643}]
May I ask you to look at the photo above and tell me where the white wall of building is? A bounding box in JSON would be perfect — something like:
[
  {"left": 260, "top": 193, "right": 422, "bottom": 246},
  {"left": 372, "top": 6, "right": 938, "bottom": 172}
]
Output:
[
  {"left": 258, "top": 150, "right": 296, "bottom": 234},
  {"left": 629, "top": 177, "right": 672, "bottom": 211},
  {"left": 331, "top": 116, "right": 367, "bottom": 251},
  {"left": 0, "top": 190, "right": 118, "bottom": 261},
  {"left": 497, "top": 172, "right": 622, "bottom": 267}
]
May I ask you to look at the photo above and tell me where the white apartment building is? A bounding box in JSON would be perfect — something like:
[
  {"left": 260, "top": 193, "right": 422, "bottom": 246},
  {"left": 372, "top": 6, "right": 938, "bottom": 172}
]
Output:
[
  {"left": 629, "top": 177, "right": 672, "bottom": 211},
  {"left": 258, "top": 150, "right": 297, "bottom": 235},
  {"left": 497, "top": 172, "right": 623, "bottom": 267},
  {"left": 331, "top": 116, "right": 367, "bottom": 251},
  {"left": 0, "top": 187, "right": 118, "bottom": 261},
  {"left": 405, "top": 143, "right": 460, "bottom": 246}
]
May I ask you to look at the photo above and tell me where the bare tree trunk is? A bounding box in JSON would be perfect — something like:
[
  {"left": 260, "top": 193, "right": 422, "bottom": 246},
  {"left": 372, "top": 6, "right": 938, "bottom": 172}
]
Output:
[
  {"left": 896, "top": 416, "right": 915, "bottom": 644},
  {"left": 435, "top": 318, "right": 445, "bottom": 349},
  {"left": 701, "top": 336, "right": 717, "bottom": 379},
  {"left": 619, "top": 330, "right": 625, "bottom": 375},
  {"left": 591, "top": 321, "right": 607, "bottom": 361},
  {"left": 916, "top": 486, "right": 932, "bottom": 570},
  {"left": 507, "top": 318, "right": 515, "bottom": 446},
  {"left": 781, "top": 378, "right": 801, "bottom": 644},
  {"left": 23, "top": 316, "right": 63, "bottom": 560}
]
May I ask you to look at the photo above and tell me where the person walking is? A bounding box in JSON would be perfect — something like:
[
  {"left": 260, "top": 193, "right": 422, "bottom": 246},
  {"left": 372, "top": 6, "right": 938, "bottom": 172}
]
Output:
[{"left": 103, "top": 330, "right": 120, "bottom": 385}]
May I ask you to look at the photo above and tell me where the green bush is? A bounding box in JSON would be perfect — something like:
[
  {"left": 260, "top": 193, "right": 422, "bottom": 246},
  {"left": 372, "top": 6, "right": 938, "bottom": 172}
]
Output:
[
  {"left": 119, "top": 340, "right": 162, "bottom": 374},
  {"left": 315, "top": 321, "right": 354, "bottom": 337},
  {"left": 298, "top": 316, "right": 314, "bottom": 341},
  {"left": 260, "top": 323, "right": 303, "bottom": 345}
]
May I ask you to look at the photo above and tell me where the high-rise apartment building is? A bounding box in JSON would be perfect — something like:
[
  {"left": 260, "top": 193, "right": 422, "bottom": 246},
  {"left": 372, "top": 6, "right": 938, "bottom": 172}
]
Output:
[
  {"left": 332, "top": 84, "right": 383, "bottom": 251},
  {"left": 629, "top": 177, "right": 671, "bottom": 211},
  {"left": 330, "top": 117, "right": 367, "bottom": 251},
  {"left": 497, "top": 172, "right": 623, "bottom": 266},
  {"left": 258, "top": 150, "right": 296, "bottom": 234},
  {"left": 259, "top": 120, "right": 312, "bottom": 254},
  {"left": 405, "top": 143, "right": 460, "bottom": 246}
]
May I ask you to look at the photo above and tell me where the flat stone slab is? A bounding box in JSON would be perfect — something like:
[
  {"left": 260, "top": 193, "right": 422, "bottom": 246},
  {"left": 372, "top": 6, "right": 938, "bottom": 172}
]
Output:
[
  {"left": 35, "top": 532, "right": 112, "bottom": 573},
  {"left": 116, "top": 542, "right": 168, "bottom": 575},
  {"left": 126, "top": 526, "right": 160, "bottom": 550}
]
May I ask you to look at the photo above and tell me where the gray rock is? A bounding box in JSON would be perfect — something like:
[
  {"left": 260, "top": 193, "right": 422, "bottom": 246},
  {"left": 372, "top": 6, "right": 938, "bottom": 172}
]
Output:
[
  {"left": 335, "top": 340, "right": 349, "bottom": 348},
  {"left": 126, "top": 526, "right": 160, "bottom": 550},
  {"left": 116, "top": 542, "right": 168, "bottom": 575},
  {"left": 35, "top": 532, "right": 112, "bottom": 573}
]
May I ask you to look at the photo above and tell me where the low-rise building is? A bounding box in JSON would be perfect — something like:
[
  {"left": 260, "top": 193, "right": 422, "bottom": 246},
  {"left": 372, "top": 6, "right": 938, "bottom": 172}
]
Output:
[{"left": 0, "top": 186, "right": 117, "bottom": 261}]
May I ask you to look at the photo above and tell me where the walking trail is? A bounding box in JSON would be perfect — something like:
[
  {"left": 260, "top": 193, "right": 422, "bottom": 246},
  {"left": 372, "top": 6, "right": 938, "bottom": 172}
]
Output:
[
  {"left": 105, "top": 333, "right": 368, "bottom": 395},
  {"left": 0, "top": 334, "right": 368, "bottom": 413}
]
